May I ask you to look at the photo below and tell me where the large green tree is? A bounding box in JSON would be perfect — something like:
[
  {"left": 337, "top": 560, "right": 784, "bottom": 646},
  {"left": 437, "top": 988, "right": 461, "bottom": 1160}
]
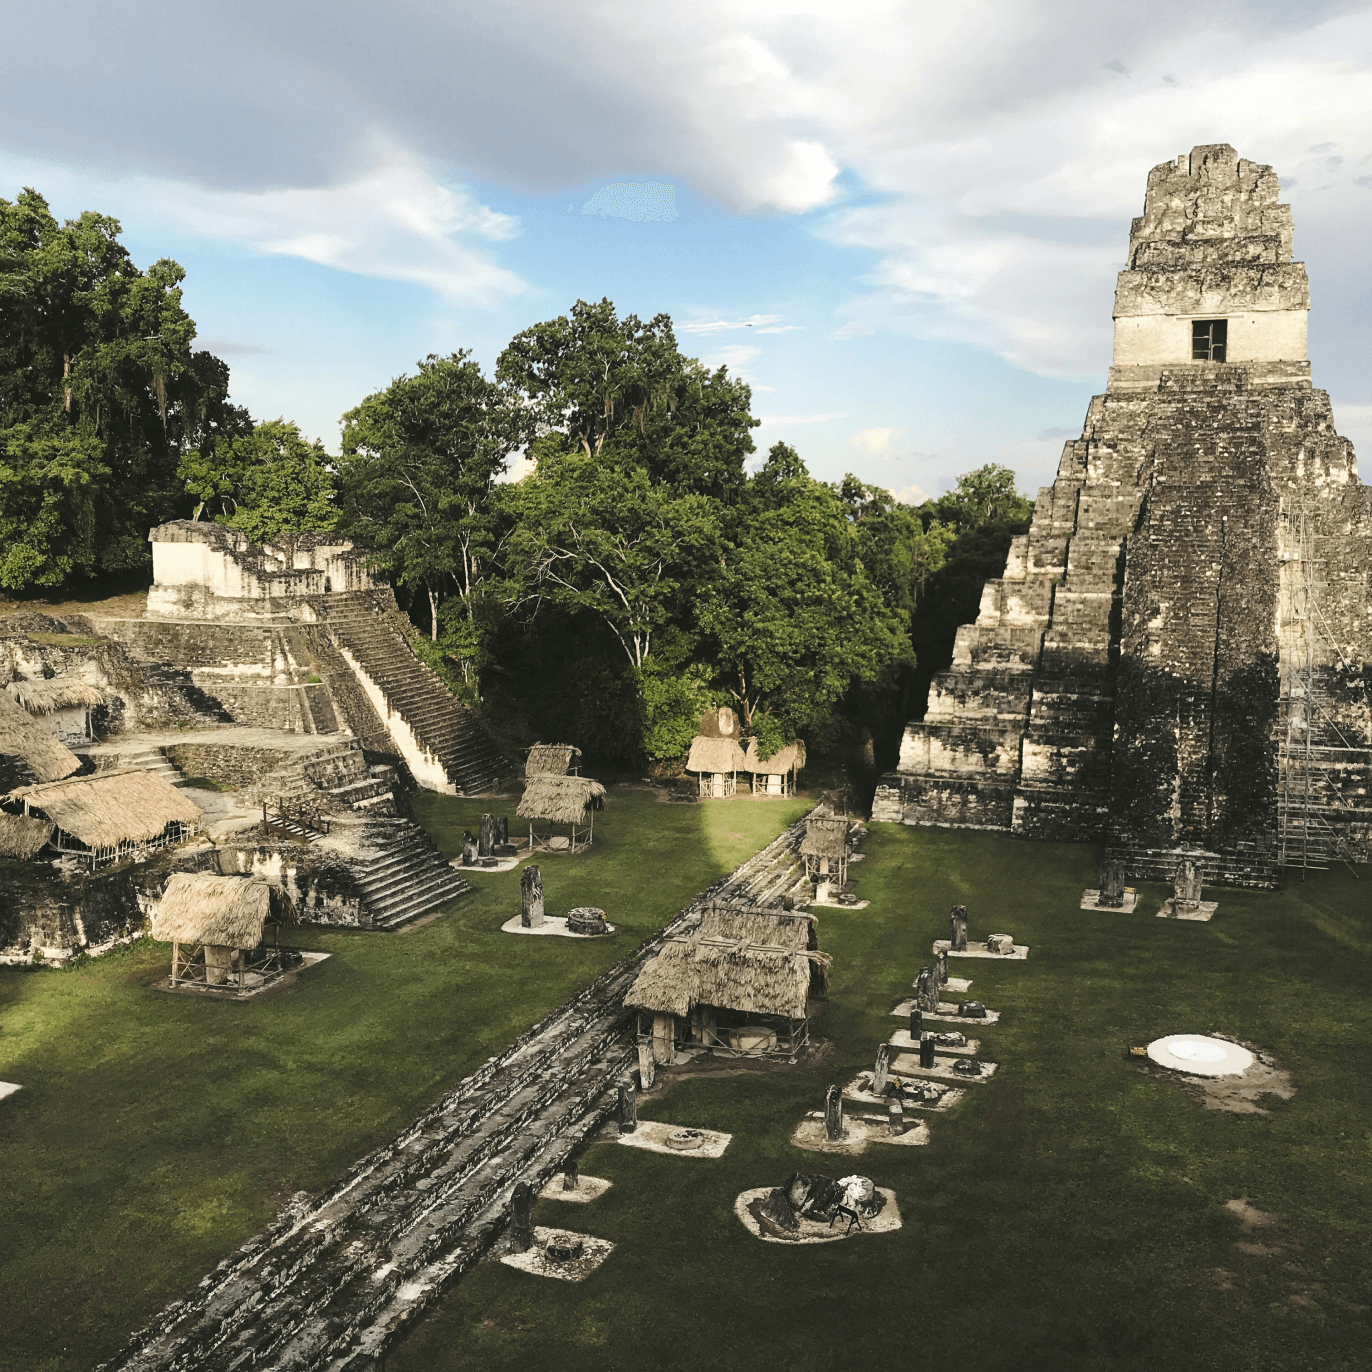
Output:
[
  {"left": 496, "top": 297, "right": 756, "bottom": 499},
  {"left": 697, "top": 443, "right": 912, "bottom": 744},
  {"left": 179, "top": 419, "right": 337, "bottom": 544},
  {"left": 337, "top": 353, "right": 524, "bottom": 685},
  {"left": 0, "top": 188, "right": 242, "bottom": 588}
]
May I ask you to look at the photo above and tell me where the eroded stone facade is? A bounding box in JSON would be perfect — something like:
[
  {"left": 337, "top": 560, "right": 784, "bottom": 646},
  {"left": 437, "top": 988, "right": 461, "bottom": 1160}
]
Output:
[{"left": 874, "top": 146, "right": 1372, "bottom": 885}]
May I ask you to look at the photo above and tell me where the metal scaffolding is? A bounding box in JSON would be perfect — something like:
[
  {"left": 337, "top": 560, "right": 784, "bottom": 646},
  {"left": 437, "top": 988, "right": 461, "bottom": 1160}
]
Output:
[{"left": 1276, "top": 500, "right": 1366, "bottom": 876}]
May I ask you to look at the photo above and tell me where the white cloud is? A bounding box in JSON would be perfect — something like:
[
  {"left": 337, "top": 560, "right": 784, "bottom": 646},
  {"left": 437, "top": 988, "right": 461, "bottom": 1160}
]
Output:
[
  {"left": 757, "top": 411, "right": 848, "bottom": 425},
  {"left": 149, "top": 132, "right": 524, "bottom": 307},
  {"left": 893, "top": 483, "right": 931, "bottom": 506},
  {"left": 678, "top": 314, "right": 785, "bottom": 334},
  {"left": 848, "top": 427, "right": 899, "bottom": 455}
]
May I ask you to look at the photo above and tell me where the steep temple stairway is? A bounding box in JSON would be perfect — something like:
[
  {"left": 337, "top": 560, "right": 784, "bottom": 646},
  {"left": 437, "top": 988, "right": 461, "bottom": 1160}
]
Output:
[{"left": 322, "top": 593, "right": 511, "bottom": 795}]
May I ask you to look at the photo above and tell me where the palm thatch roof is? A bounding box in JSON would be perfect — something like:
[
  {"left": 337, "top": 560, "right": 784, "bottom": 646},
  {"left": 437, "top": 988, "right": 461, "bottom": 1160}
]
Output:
[
  {"left": 743, "top": 738, "right": 807, "bottom": 775},
  {"left": 150, "top": 872, "right": 294, "bottom": 947},
  {"left": 9, "top": 768, "right": 202, "bottom": 848},
  {"left": 517, "top": 773, "right": 608, "bottom": 824},
  {"left": 0, "top": 690, "right": 81, "bottom": 784},
  {"left": 686, "top": 734, "right": 747, "bottom": 775},
  {"left": 624, "top": 903, "right": 830, "bottom": 1020},
  {"left": 0, "top": 811, "right": 55, "bottom": 859},
  {"left": 526, "top": 742, "right": 581, "bottom": 777},
  {"left": 5, "top": 677, "right": 104, "bottom": 715},
  {"left": 800, "top": 815, "right": 849, "bottom": 859}
]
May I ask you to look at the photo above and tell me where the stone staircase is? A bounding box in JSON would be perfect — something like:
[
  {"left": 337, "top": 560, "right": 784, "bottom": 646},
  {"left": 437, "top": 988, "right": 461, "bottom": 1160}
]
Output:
[
  {"left": 97, "top": 745, "right": 186, "bottom": 787},
  {"left": 350, "top": 815, "right": 472, "bottom": 929},
  {"left": 323, "top": 594, "right": 510, "bottom": 795}
]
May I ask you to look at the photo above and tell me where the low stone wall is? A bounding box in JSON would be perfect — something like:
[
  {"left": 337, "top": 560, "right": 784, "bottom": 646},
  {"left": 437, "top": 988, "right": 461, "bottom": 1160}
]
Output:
[
  {"left": 173, "top": 841, "right": 368, "bottom": 926},
  {"left": 165, "top": 743, "right": 293, "bottom": 789},
  {"left": 0, "top": 859, "right": 163, "bottom": 965}
]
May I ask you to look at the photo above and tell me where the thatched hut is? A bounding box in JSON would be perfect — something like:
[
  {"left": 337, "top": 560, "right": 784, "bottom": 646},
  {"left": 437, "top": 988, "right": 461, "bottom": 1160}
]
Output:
[
  {"left": 0, "top": 812, "right": 56, "bottom": 860},
  {"left": 525, "top": 742, "right": 581, "bottom": 777},
  {"left": 686, "top": 707, "right": 746, "bottom": 798},
  {"left": 801, "top": 814, "right": 850, "bottom": 895},
  {"left": 152, "top": 872, "right": 298, "bottom": 989},
  {"left": 0, "top": 688, "right": 81, "bottom": 792},
  {"left": 624, "top": 901, "right": 830, "bottom": 1061},
  {"left": 516, "top": 774, "right": 607, "bottom": 852},
  {"left": 5, "top": 677, "right": 104, "bottom": 742},
  {"left": 6, "top": 767, "right": 202, "bottom": 870},
  {"left": 743, "top": 738, "right": 806, "bottom": 796}
]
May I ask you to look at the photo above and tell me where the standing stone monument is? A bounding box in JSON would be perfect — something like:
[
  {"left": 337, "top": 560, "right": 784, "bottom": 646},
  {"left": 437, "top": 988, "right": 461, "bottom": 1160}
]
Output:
[
  {"left": 919, "top": 1033, "right": 936, "bottom": 1069},
  {"left": 497, "top": 815, "right": 509, "bottom": 845},
  {"left": 461, "top": 829, "right": 477, "bottom": 867},
  {"left": 618, "top": 1078, "right": 637, "bottom": 1134},
  {"left": 637, "top": 1040, "right": 656, "bottom": 1091},
  {"left": 1173, "top": 860, "right": 1202, "bottom": 914},
  {"left": 562, "top": 1155, "right": 580, "bottom": 1192},
  {"left": 908, "top": 1007, "right": 923, "bottom": 1039},
  {"left": 887, "top": 1097, "right": 905, "bottom": 1137},
  {"left": 935, "top": 948, "right": 949, "bottom": 985},
  {"left": 872, "top": 1043, "right": 891, "bottom": 1095},
  {"left": 950, "top": 905, "right": 969, "bottom": 952},
  {"left": 915, "top": 965, "right": 940, "bottom": 1012},
  {"left": 509, "top": 1181, "right": 534, "bottom": 1253},
  {"left": 520, "top": 864, "right": 544, "bottom": 928},
  {"left": 824, "top": 1084, "right": 844, "bottom": 1141},
  {"left": 1098, "top": 859, "right": 1126, "bottom": 909},
  {"left": 478, "top": 813, "right": 496, "bottom": 858}
]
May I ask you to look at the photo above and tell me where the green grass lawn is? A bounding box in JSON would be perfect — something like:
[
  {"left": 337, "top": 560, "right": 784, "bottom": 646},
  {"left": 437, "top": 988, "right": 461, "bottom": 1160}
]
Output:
[
  {"left": 0, "top": 788, "right": 809, "bottom": 1372},
  {"left": 388, "top": 825, "right": 1372, "bottom": 1372}
]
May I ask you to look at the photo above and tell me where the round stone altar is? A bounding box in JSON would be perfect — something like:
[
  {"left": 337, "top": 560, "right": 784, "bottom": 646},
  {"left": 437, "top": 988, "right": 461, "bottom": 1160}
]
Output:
[{"left": 1146, "top": 1035, "right": 1254, "bottom": 1077}]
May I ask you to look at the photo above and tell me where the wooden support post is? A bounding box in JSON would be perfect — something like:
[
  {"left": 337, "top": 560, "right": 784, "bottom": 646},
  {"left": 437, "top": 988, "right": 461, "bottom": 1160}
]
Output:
[{"left": 171, "top": 940, "right": 180, "bottom": 986}]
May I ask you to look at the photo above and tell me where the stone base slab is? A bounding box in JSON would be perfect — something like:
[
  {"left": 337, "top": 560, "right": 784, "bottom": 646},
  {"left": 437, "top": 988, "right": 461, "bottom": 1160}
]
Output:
[
  {"left": 616, "top": 1119, "right": 731, "bottom": 1157},
  {"left": 790, "top": 1112, "right": 930, "bottom": 1155},
  {"left": 843, "top": 1072, "right": 966, "bottom": 1111},
  {"left": 809, "top": 896, "right": 870, "bottom": 910},
  {"left": 500, "top": 915, "right": 616, "bottom": 939},
  {"left": 891, "top": 1052, "right": 999, "bottom": 1083},
  {"left": 0, "top": 1082, "right": 20, "bottom": 1103},
  {"left": 157, "top": 951, "right": 331, "bottom": 1000},
  {"left": 891, "top": 998, "right": 1000, "bottom": 1027},
  {"left": 499, "top": 1227, "right": 615, "bottom": 1282},
  {"left": 735, "top": 1186, "right": 902, "bottom": 1244},
  {"left": 933, "top": 939, "right": 1029, "bottom": 960},
  {"left": 452, "top": 854, "right": 524, "bottom": 875},
  {"left": 1080, "top": 889, "right": 1139, "bottom": 912},
  {"left": 887, "top": 1030, "right": 979, "bottom": 1054},
  {"left": 1158, "top": 900, "right": 1217, "bottom": 922},
  {"left": 538, "top": 1175, "right": 612, "bottom": 1204}
]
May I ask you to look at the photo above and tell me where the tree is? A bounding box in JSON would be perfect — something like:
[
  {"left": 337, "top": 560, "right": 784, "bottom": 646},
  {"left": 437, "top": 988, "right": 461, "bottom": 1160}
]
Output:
[
  {"left": 337, "top": 353, "right": 524, "bottom": 683},
  {"left": 496, "top": 298, "right": 756, "bottom": 499},
  {"left": 502, "top": 438, "right": 720, "bottom": 670},
  {"left": 0, "top": 188, "right": 241, "bottom": 587},
  {"left": 697, "top": 444, "right": 911, "bottom": 740},
  {"left": 178, "top": 419, "right": 336, "bottom": 543}
]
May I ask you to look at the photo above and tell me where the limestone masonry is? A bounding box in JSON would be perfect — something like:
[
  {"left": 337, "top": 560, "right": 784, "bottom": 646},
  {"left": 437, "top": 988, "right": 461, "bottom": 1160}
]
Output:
[{"left": 873, "top": 145, "right": 1372, "bottom": 885}]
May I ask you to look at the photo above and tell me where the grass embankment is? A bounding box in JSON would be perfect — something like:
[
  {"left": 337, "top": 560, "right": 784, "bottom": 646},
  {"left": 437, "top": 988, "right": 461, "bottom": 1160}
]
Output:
[
  {"left": 390, "top": 826, "right": 1371, "bottom": 1372},
  {"left": 0, "top": 789, "right": 809, "bottom": 1372}
]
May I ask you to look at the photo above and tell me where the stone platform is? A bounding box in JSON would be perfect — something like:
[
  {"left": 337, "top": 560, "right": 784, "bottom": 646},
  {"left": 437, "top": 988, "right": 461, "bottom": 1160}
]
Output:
[
  {"left": 1158, "top": 900, "right": 1217, "bottom": 921},
  {"left": 735, "top": 1187, "right": 902, "bottom": 1244},
  {"left": 1080, "top": 889, "right": 1139, "bottom": 912},
  {"left": 790, "top": 1112, "right": 929, "bottom": 1155},
  {"left": 887, "top": 1030, "right": 979, "bottom": 1054},
  {"left": 498, "top": 1227, "right": 615, "bottom": 1282},
  {"left": 891, "top": 1052, "right": 999, "bottom": 1083},
  {"left": 891, "top": 998, "right": 1001, "bottom": 1027},
  {"left": 500, "top": 916, "right": 616, "bottom": 939},
  {"left": 616, "top": 1120, "right": 731, "bottom": 1158},
  {"left": 933, "top": 939, "right": 1029, "bottom": 960},
  {"left": 843, "top": 1072, "right": 965, "bottom": 1111}
]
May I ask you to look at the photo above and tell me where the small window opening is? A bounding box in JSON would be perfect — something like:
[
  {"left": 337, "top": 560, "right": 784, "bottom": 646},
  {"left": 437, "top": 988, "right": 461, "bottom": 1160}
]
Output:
[{"left": 1192, "top": 318, "right": 1227, "bottom": 362}]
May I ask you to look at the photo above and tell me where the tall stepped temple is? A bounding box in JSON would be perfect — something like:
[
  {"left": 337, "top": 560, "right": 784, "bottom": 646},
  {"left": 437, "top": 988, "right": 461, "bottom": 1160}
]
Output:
[{"left": 874, "top": 145, "right": 1372, "bottom": 886}]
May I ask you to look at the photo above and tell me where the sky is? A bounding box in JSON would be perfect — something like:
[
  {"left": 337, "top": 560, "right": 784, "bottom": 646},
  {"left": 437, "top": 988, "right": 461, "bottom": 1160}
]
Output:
[{"left": 4, "top": 0, "right": 1372, "bottom": 501}]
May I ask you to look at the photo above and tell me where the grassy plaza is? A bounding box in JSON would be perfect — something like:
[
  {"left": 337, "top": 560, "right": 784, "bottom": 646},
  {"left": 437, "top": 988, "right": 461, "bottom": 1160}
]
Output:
[{"left": 1, "top": 796, "right": 1367, "bottom": 1371}]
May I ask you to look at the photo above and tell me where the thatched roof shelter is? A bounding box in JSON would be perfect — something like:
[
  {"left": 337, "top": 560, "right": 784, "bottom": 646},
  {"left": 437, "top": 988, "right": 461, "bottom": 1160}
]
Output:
[
  {"left": 526, "top": 742, "right": 581, "bottom": 777},
  {"left": 0, "top": 811, "right": 55, "bottom": 859},
  {"left": 151, "top": 872, "right": 294, "bottom": 948},
  {"left": 624, "top": 903, "right": 829, "bottom": 1021},
  {"left": 9, "top": 768, "right": 202, "bottom": 848},
  {"left": 743, "top": 738, "right": 807, "bottom": 776},
  {"left": 0, "top": 689, "right": 81, "bottom": 784},
  {"left": 686, "top": 735, "right": 747, "bottom": 775},
  {"left": 5, "top": 678, "right": 104, "bottom": 716},
  {"left": 801, "top": 815, "right": 849, "bottom": 859},
  {"left": 517, "top": 774, "right": 607, "bottom": 825}
]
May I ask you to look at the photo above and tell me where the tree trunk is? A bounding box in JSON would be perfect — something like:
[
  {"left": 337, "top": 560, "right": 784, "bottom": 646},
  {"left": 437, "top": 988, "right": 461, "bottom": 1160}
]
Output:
[{"left": 428, "top": 587, "right": 439, "bottom": 642}]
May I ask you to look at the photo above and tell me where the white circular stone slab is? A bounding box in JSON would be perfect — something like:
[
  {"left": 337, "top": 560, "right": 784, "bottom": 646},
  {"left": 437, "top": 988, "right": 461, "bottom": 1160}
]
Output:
[{"left": 1146, "top": 1035, "right": 1254, "bottom": 1077}]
